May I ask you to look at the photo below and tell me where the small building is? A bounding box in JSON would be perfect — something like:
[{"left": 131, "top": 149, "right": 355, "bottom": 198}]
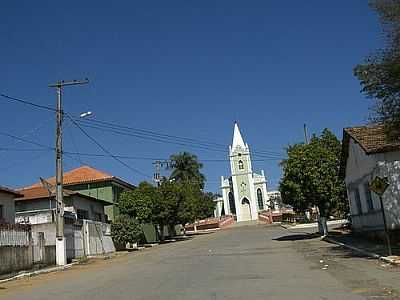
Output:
[
  {"left": 213, "top": 196, "right": 224, "bottom": 218},
  {"left": 0, "top": 186, "right": 21, "bottom": 224},
  {"left": 26, "top": 165, "right": 135, "bottom": 221},
  {"left": 15, "top": 186, "right": 109, "bottom": 224},
  {"left": 221, "top": 123, "right": 270, "bottom": 222},
  {"left": 267, "top": 191, "right": 283, "bottom": 212},
  {"left": 341, "top": 124, "right": 400, "bottom": 234}
]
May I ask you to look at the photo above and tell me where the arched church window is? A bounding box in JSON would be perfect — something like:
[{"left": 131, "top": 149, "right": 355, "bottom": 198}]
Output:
[
  {"left": 238, "top": 160, "right": 244, "bottom": 170},
  {"left": 257, "top": 188, "right": 264, "bottom": 210},
  {"left": 228, "top": 192, "right": 236, "bottom": 215}
]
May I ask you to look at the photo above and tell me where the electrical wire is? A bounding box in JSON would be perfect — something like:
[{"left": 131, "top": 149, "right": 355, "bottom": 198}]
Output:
[
  {"left": 0, "top": 93, "right": 55, "bottom": 112},
  {"left": 74, "top": 120, "right": 285, "bottom": 159},
  {"left": 65, "top": 114, "right": 152, "bottom": 179},
  {"left": 63, "top": 151, "right": 282, "bottom": 162},
  {"left": 74, "top": 117, "right": 285, "bottom": 157},
  {"left": 1, "top": 92, "right": 286, "bottom": 158},
  {"left": 0, "top": 131, "right": 54, "bottom": 150}
]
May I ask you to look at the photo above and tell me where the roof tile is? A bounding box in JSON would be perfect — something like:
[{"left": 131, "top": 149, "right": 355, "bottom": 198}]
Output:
[
  {"left": 344, "top": 124, "right": 400, "bottom": 154},
  {"left": 26, "top": 165, "right": 132, "bottom": 188}
]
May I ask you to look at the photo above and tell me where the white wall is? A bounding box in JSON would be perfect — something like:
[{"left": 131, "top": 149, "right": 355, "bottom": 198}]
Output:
[{"left": 345, "top": 138, "right": 400, "bottom": 231}]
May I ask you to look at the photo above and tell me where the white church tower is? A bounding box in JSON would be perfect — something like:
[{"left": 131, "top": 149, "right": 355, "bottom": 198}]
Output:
[{"left": 221, "top": 123, "right": 269, "bottom": 222}]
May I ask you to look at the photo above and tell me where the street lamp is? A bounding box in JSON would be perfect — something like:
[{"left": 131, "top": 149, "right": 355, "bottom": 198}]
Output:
[{"left": 79, "top": 111, "right": 92, "bottom": 118}]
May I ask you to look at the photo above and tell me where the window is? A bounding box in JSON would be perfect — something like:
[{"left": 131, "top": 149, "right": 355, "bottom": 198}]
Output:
[
  {"left": 0, "top": 205, "right": 3, "bottom": 221},
  {"left": 77, "top": 209, "right": 89, "bottom": 220},
  {"left": 228, "top": 192, "right": 236, "bottom": 214},
  {"left": 238, "top": 160, "right": 244, "bottom": 170},
  {"left": 364, "top": 182, "right": 374, "bottom": 211},
  {"left": 354, "top": 188, "right": 362, "bottom": 215},
  {"left": 257, "top": 189, "right": 264, "bottom": 210}
]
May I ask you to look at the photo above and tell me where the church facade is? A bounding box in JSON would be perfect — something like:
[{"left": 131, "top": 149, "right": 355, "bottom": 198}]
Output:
[{"left": 220, "top": 123, "right": 269, "bottom": 222}]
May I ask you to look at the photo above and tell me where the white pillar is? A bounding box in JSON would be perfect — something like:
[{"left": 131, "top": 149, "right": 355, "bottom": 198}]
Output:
[{"left": 56, "top": 238, "right": 67, "bottom": 265}]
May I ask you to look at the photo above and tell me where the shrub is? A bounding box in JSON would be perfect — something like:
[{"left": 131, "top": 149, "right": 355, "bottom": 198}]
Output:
[{"left": 111, "top": 215, "right": 143, "bottom": 246}]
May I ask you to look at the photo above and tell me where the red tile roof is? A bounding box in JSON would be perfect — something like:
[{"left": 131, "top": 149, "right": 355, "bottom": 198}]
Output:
[
  {"left": 0, "top": 186, "right": 21, "bottom": 196},
  {"left": 344, "top": 124, "right": 400, "bottom": 154},
  {"left": 15, "top": 186, "right": 109, "bottom": 205},
  {"left": 16, "top": 186, "right": 76, "bottom": 201},
  {"left": 26, "top": 165, "right": 135, "bottom": 189},
  {"left": 340, "top": 123, "right": 400, "bottom": 178}
]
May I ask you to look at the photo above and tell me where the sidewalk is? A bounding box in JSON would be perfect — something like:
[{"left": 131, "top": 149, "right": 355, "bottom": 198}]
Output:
[
  {"left": 324, "top": 229, "right": 400, "bottom": 265},
  {"left": 283, "top": 219, "right": 347, "bottom": 229}
]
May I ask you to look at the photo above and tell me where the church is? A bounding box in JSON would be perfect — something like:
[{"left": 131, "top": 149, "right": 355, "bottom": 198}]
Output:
[{"left": 220, "top": 123, "right": 269, "bottom": 222}]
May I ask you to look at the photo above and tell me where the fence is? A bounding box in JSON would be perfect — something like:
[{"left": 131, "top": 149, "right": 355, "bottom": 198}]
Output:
[
  {"left": 0, "top": 224, "right": 31, "bottom": 246},
  {"left": 0, "top": 224, "right": 33, "bottom": 275}
]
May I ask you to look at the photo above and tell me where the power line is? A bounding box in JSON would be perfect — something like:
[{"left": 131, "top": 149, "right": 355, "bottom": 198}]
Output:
[
  {"left": 75, "top": 117, "right": 284, "bottom": 157},
  {"left": 0, "top": 131, "right": 54, "bottom": 150},
  {"left": 74, "top": 120, "right": 285, "bottom": 159},
  {"left": 0, "top": 93, "right": 55, "bottom": 112},
  {"left": 1, "top": 91, "right": 286, "bottom": 158},
  {"left": 65, "top": 114, "right": 152, "bottom": 179},
  {"left": 0, "top": 147, "right": 50, "bottom": 152},
  {"left": 63, "top": 151, "right": 282, "bottom": 162}
]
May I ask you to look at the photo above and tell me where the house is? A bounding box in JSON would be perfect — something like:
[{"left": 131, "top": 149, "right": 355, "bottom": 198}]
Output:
[
  {"left": 341, "top": 124, "right": 400, "bottom": 235},
  {"left": 15, "top": 186, "right": 109, "bottom": 224},
  {"left": 0, "top": 186, "right": 21, "bottom": 224},
  {"left": 26, "top": 165, "right": 136, "bottom": 221}
]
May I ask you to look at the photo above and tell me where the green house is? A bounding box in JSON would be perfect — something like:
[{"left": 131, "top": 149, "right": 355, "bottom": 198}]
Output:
[{"left": 27, "top": 165, "right": 135, "bottom": 221}]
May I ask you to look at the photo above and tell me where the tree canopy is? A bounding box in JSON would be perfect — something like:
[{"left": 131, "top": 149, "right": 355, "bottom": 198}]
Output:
[
  {"left": 279, "top": 129, "right": 348, "bottom": 217},
  {"left": 117, "top": 179, "right": 215, "bottom": 241},
  {"left": 169, "top": 152, "right": 206, "bottom": 188},
  {"left": 354, "top": 0, "right": 400, "bottom": 140}
]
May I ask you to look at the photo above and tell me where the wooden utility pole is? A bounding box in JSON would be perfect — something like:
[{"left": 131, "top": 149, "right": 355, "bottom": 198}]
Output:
[{"left": 49, "top": 79, "right": 89, "bottom": 266}]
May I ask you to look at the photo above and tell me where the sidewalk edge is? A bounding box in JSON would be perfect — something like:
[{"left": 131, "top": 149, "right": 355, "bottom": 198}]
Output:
[
  {"left": 323, "top": 236, "right": 399, "bottom": 266},
  {"left": 0, "top": 263, "right": 77, "bottom": 284}
]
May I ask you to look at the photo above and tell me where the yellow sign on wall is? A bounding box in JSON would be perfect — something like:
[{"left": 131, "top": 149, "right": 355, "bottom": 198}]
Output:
[{"left": 369, "top": 176, "right": 389, "bottom": 196}]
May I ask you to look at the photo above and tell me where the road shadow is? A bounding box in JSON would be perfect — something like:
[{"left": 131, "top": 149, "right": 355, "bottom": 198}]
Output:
[{"left": 273, "top": 233, "right": 320, "bottom": 241}]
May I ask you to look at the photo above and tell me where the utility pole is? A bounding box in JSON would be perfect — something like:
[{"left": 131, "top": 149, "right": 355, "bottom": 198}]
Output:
[
  {"left": 49, "top": 79, "right": 89, "bottom": 266},
  {"left": 303, "top": 123, "right": 309, "bottom": 144},
  {"left": 152, "top": 160, "right": 170, "bottom": 186}
]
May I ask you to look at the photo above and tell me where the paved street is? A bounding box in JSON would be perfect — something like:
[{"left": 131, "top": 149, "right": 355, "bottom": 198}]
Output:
[{"left": 1, "top": 224, "right": 400, "bottom": 300}]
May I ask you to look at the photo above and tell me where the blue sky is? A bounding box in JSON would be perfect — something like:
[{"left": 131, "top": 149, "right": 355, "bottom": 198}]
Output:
[{"left": 0, "top": 1, "right": 382, "bottom": 193}]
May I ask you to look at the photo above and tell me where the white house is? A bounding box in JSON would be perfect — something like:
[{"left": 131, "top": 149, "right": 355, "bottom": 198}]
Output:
[
  {"left": 221, "top": 123, "right": 270, "bottom": 222},
  {"left": 341, "top": 124, "right": 400, "bottom": 234}
]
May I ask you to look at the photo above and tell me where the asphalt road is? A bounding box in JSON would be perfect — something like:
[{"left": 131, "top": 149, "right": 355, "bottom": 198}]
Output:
[{"left": 1, "top": 224, "right": 399, "bottom": 300}]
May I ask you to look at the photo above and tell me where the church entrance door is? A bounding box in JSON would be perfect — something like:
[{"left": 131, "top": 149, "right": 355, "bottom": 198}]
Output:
[{"left": 240, "top": 198, "right": 252, "bottom": 221}]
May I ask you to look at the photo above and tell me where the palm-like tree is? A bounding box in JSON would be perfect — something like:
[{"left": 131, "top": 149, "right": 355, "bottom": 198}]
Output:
[{"left": 169, "top": 152, "right": 206, "bottom": 188}]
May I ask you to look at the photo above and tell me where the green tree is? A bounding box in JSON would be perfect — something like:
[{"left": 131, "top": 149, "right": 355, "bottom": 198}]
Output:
[
  {"left": 176, "top": 183, "right": 216, "bottom": 226},
  {"left": 118, "top": 181, "right": 157, "bottom": 223},
  {"left": 354, "top": 0, "right": 400, "bottom": 140},
  {"left": 155, "top": 180, "right": 181, "bottom": 240},
  {"left": 279, "top": 129, "right": 348, "bottom": 235},
  {"left": 169, "top": 152, "right": 206, "bottom": 188},
  {"left": 111, "top": 215, "right": 143, "bottom": 247}
]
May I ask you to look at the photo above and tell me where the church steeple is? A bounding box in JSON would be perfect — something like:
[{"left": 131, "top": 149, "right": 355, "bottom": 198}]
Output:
[{"left": 232, "top": 122, "right": 246, "bottom": 150}]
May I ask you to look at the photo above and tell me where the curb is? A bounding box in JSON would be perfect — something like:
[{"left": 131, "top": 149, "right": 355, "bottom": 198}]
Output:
[
  {"left": 323, "top": 236, "right": 399, "bottom": 266},
  {"left": 0, "top": 263, "right": 77, "bottom": 284}
]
